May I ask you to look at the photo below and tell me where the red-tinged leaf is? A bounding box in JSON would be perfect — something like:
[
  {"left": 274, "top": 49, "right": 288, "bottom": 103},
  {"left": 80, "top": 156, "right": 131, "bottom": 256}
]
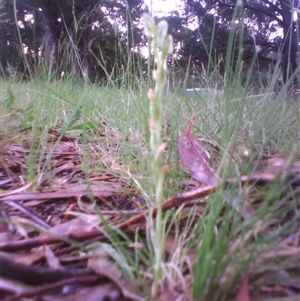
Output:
[
  {"left": 235, "top": 272, "right": 251, "bottom": 301},
  {"left": 178, "top": 115, "right": 221, "bottom": 185}
]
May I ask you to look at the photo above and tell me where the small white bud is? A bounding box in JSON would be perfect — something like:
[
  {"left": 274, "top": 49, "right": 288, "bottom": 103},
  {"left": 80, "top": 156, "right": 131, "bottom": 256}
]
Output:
[
  {"left": 152, "top": 70, "right": 158, "bottom": 80},
  {"left": 143, "top": 13, "right": 155, "bottom": 37},
  {"left": 162, "top": 35, "right": 174, "bottom": 54},
  {"left": 147, "top": 88, "right": 155, "bottom": 101},
  {"left": 156, "top": 20, "right": 169, "bottom": 46}
]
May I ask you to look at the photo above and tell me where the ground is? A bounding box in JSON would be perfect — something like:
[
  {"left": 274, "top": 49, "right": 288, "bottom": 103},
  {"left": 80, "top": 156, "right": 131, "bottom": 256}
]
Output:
[{"left": 0, "top": 81, "right": 299, "bottom": 300}]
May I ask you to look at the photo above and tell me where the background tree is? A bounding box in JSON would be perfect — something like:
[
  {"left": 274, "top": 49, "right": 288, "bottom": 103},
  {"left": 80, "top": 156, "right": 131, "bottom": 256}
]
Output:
[
  {"left": 0, "top": 0, "right": 44, "bottom": 77},
  {"left": 0, "top": 0, "right": 146, "bottom": 82},
  {"left": 0, "top": 0, "right": 299, "bottom": 90},
  {"left": 175, "top": 0, "right": 299, "bottom": 89}
]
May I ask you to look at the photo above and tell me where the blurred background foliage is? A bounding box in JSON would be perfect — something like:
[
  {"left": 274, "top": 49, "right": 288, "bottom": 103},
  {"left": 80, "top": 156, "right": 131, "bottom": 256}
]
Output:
[{"left": 0, "top": 0, "right": 299, "bottom": 90}]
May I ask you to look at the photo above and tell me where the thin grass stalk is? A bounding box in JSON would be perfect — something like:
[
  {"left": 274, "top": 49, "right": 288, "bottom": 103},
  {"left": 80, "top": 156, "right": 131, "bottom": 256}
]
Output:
[
  {"left": 205, "top": 17, "right": 217, "bottom": 76},
  {"left": 223, "top": 0, "right": 244, "bottom": 143}
]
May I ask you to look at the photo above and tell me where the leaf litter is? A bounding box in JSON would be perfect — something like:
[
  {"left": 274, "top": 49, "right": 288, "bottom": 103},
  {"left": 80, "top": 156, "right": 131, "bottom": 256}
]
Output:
[{"left": 0, "top": 117, "right": 299, "bottom": 301}]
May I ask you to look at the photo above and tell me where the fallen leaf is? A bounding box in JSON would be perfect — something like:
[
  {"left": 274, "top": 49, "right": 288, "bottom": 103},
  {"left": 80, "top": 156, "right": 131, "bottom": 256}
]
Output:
[
  {"left": 36, "top": 162, "right": 74, "bottom": 186},
  {"left": 0, "top": 276, "right": 33, "bottom": 295},
  {"left": 0, "top": 249, "right": 45, "bottom": 266},
  {"left": 42, "top": 283, "right": 121, "bottom": 301},
  {"left": 43, "top": 245, "right": 63, "bottom": 270},
  {"left": 40, "top": 216, "right": 100, "bottom": 237},
  {"left": 88, "top": 257, "right": 143, "bottom": 301},
  {"left": 178, "top": 115, "right": 221, "bottom": 185},
  {"left": 0, "top": 183, "right": 120, "bottom": 201}
]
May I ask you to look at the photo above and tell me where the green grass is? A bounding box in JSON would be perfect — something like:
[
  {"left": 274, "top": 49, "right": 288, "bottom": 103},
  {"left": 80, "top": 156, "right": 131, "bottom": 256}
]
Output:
[{"left": 0, "top": 76, "right": 299, "bottom": 300}]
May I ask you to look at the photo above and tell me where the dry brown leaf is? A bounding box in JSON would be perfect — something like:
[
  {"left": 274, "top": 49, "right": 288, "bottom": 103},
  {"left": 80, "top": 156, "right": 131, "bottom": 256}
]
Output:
[
  {"left": 0, "top": 231, "right": 21, "bottom": 246},
  {"left": 0, "top": 182, "right": 33, "bottom": 198},
  {"left": 77, "top": 196, "right": 96, "bottom": 213},
  {"left": 0, "top": 276, "right": 34, "bottom": 295},
  {"left": 41, "top": 283, "right": 121, "bottom": 301},
  {"left": 43, "top": 245, "right": 63, "bottom": 270},
  {"left": 40, "top": 217, "right": 100, "bottom": 237},
  {"left": 10, "top": 215, "right": 46, "bottom": 237},
  {"left": 0, "top": 249, "right": 45, "bottom": 266},
  {"left": 261, "top": 157, "right": 300, "bottom": 184},
  {"left": 36, "top": 162, "right": 74, "bottom": 186},
  {"left": 88, "top": 256, "right": 144, "bottom": 301},
  {"left": 1, "top": 183, "right": 120, "bottom": 201}
]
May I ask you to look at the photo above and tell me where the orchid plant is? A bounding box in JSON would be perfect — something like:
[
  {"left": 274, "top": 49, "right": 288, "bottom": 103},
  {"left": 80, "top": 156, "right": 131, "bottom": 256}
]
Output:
[{"left": 142, "top": 13, "right": 173, "bottom": 297}]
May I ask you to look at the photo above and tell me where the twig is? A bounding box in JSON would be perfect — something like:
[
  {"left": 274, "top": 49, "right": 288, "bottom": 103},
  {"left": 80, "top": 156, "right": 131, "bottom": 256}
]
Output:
[
  {"left": 0, "top": 173, "right": 296, "bottom": 254},
  {"left": 0, "top": 229, "right": 101, "bottom": 251},
  {"left": 4, "top": 200, "right": 52, "bottom": 230},
  {"left": 55, "top": 184, "right": 218, "bottom": 256},
  {"left": 0, "top": 252, "right": 94, "bottom": 285},
  {"left": 3, "top": 275, "right": 99, "bottom": 301}
]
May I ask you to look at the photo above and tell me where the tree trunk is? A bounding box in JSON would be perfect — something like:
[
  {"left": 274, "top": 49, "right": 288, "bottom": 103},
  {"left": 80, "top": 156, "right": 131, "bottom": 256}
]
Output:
[
  {"left": 40, "top": 1, "right": 62, "bottom": 78},
  {"left": 82, "top": 14, "right": 92, "bottom": 83}
]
